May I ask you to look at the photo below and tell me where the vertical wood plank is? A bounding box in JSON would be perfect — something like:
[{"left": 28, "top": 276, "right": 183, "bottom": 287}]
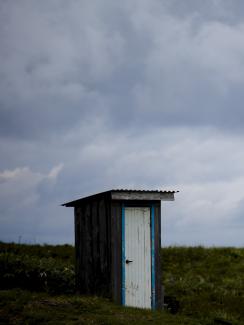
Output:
[
  {"left": 74, "top": 207, "right": 80, "bottom": 292},
  {"left": 91, "top": 200, "right": 98, "bottom": 293},
  {"left": 105, "top": 194, "right": 112, "bottom": 296},
  {"left": 111, "top": 201, "right": 122, "bottom": 304}
]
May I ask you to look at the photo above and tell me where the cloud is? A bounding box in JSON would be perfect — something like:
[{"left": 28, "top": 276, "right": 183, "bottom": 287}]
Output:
[
  {"left": 1, "top": 0, "right": 244, "bottom": 141},
  {"left": 0, "top": 164, "right": 70, "bottom": 243},
  {"left": 48, "top": 163, "right": 64, "bottom": 180},
  {"left": 0, "top": 167, "right": 33, "bottom": 182},
  {"left": 1, "top": 121, "right": 244, "bottom": 245},
  {"left": 0, "top": 167, "right": 43, "bottom": 207},
  {"left": 0, "top": 164, "right": 63, "bottom": 185},
  {"left": 1, "top": 0, "right": 244, "bottom": 245},
  {"left": 0, "top": 164, "right": 63, "bottom": 208}
]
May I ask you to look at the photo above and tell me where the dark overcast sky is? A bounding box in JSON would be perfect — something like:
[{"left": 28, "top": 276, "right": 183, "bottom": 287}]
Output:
[{"left": 0, "top": 0, "right": 244, "bottom": 246}]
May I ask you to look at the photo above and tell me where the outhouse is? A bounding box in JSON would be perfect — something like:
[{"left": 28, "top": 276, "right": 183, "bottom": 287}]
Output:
[{"left": 62, "top": 189, "right": 177, "bottom": 309}]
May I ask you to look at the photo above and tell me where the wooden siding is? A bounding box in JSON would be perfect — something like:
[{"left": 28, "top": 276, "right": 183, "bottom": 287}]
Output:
[
  {"left": 74, "top": 195, "right": 111, "bottom": 296},
  {"left": 111, "top": 201, "right": 122, "bottom": 304}
]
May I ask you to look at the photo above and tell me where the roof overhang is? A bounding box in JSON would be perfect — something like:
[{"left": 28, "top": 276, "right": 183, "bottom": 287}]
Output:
[{"left": 62, "top": 189, "right": 178, "bottom": 207}]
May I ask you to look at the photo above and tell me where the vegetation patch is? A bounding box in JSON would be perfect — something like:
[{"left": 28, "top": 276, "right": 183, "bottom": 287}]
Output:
[
  {"left": 0, "top": 242, "right": 243, "bottom": 324},
  {"left": 161, "top": 246, "right": 244, "bottom": 324},
  {"left": 0, "top": 243, "right": 75, "bottom": 294}
]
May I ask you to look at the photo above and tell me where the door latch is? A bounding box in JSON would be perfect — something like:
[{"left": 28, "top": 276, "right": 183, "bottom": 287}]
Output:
[{"left": 126, "top": 259, "right": 133, "bottom": 264}]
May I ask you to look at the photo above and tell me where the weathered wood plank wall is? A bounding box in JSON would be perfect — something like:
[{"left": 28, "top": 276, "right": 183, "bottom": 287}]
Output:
[{"left": 74, "top": 195, "right": 111, "bottom": 296}]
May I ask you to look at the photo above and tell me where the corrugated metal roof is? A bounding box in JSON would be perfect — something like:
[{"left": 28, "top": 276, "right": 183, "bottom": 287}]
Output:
[
  {"left": 62, "top": 189, "right": 178, "bottom": 207},
  {"left": 111, "top": 189, "right": 178, "bottom": 193}
]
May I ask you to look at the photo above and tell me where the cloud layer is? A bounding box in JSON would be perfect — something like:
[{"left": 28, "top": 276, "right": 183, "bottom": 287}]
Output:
[{"left": 0, "top": 0, "right": 244, "bottom": 246}]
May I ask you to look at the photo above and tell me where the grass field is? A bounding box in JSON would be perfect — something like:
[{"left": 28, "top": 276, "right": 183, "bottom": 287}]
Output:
[{"left": 0, "top": 243, "right": 243, "bottom": 324}]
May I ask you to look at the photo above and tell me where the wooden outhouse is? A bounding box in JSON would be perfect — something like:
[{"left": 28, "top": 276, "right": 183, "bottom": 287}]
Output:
[{"left": 62, "top": 189, "right": 177, "bottom": 310}]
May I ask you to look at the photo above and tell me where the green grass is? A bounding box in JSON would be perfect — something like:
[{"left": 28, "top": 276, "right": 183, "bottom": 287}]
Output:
[
  {"left": 0, "top": 289, "right": 203, "bottom": 325},
  {"left": 162, "top": 247, "right": 244, "bottom": 324},
  {"left": 0, "top": 243, "right": 243, "bottom": 324}
]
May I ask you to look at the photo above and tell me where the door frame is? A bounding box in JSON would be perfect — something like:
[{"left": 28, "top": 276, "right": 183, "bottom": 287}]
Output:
[{"left": 121, "top": 203, "right": 156, "bottom": 309}]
